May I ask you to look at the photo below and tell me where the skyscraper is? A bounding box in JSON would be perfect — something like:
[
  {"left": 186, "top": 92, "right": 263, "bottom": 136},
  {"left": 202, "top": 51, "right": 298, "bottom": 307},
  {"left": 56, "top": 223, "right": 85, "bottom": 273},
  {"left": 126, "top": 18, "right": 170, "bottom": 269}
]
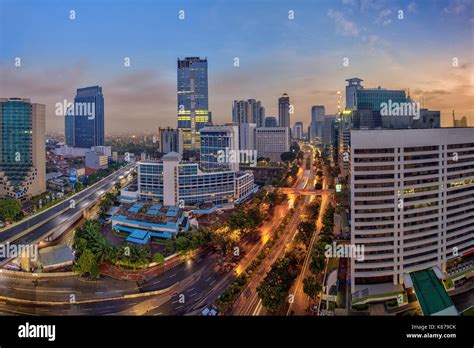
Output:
[
  {"left": 0, "top": 98, "right": 45, "bottom": 199},
  {"left": 293, "top": 122, "right": 304, "bottom": 140},
  {"left": 350, "top": 127, "right": 474, "bottom": 294},
  {"left": 159, "top": 127, "right": 183, "bottom": 155},
  {"left": 265, "top": 116, "right": 278, "bottom": 127},
  {"left": 310, "top": 105, "right": 325, "bottom": 140},
  {"left": 232, "top": 99, "right": 265, "bottom": 127},
  {"left": 278, "top": 93, "right": 290, "bottom": 128},
  {"left": 65, "top": 86, "right": 105, "bottom": 149},
  {"left": 177, "top": 57, "right": 210, "bottom": 151}
]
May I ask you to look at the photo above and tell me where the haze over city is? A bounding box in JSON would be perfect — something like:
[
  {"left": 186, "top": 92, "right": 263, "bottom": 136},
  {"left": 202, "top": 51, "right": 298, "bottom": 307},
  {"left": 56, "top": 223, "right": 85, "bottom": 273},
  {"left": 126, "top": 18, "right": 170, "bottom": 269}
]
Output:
[{"left": 1, "top": 0, "right": 473, "bottom": 134}]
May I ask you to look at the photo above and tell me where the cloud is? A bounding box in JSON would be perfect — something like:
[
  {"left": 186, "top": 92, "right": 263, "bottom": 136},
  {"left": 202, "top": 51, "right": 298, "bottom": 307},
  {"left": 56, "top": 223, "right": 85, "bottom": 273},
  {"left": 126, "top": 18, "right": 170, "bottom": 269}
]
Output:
[
  {"left": 327, "top": 9, "right": 360, "bottom": 37},
  {"left": 407, "top": 2, "right": 418, "bottom": 13},
  {"left": 0, "top": 63, "right": 176, "bottom": 134}
]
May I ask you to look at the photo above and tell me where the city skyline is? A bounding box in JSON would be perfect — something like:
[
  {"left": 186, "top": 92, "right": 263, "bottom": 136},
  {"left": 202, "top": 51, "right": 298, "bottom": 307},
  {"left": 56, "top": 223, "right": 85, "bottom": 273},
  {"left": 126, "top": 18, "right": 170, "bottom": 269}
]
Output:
[{"left": 0, "top": 0, "right": 473, "bottom": 134}]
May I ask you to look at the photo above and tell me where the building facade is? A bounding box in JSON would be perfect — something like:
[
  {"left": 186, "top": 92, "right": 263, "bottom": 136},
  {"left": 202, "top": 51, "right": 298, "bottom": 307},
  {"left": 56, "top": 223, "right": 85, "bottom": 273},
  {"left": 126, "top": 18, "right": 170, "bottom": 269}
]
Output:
[
  {"left": 278, "top": 93, "right": 290, "bottom": 128},
  {"left": 0, "top": 98, "right": 46, "bottom": 199},
  {"left": 232, "top": 99, "right": 265, "bottom": 127},
  {"left": 239, "top": 122, "right": 256, "bottom": 153},
  {"left": 177, "top": 57, "right": 211, "bottom": 151},
  {"left": 293, "top": 122, "right": 304, "bottom": 140},
  {"left": 264, "top": 116, "right": 278, "bottom": 127},
  {"left": 137, "top": 152, "right": 255, "bottom": 207},
  {"left": 199, "top": 124, "right": 239, "bottom": 172},
  {"left": 350, "top": 128, "right": 474, "bottom": 294},
  {"left": 255, "top": 127, "right": 290, "bottom": 162},
  {"left": 310, "top": 105, "right": 325, "bottom": 141},
  {"left": 65, "top": 86, "right": 105, "bottom": 149},
  {"left": 159, "top": 127, "right": 183, "bottom": 155}
]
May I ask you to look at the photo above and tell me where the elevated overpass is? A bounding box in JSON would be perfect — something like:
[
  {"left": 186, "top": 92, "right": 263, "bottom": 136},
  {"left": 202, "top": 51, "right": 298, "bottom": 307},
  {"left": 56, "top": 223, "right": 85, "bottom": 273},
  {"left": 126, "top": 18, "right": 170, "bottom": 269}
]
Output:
[
  {"left": 279, "top": 187, "right": 334, "bottom": 196},
  {"left": 0, "top": 163, "right": 136, "bottom": 266}
]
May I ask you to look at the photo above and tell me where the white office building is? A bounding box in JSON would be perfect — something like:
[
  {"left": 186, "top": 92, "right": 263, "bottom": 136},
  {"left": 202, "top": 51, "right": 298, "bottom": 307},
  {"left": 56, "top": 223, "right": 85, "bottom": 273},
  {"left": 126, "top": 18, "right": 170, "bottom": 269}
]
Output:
[
  {"left": 255, "top": 127, "right": 290, "bottom": 162},
  {"left": 350, "top": 128, "right": 474, "bottom": 295}
]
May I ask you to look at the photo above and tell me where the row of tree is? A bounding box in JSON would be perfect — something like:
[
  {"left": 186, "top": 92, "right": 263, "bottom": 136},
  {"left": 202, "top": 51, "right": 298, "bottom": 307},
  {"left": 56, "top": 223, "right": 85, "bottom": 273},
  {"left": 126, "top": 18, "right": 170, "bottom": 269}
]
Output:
[
  {"left": 215, "top": 208, "right": 296, "bottom": 312},
  {"left": 256, "top": 210, "right": 318, "bottom": 312},
  {"left": 302, "top": 203, "right": 336, "bottom": 301}
]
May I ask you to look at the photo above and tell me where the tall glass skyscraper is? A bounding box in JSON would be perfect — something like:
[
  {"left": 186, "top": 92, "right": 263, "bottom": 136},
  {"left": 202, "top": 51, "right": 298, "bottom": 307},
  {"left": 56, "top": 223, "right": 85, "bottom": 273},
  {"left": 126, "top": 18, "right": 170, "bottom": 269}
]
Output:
[
  {"left": 0, "top": 98, "right": 45, "bottom": 199},
  {"left": 278, "top": 93, "right": 290, "bottom": 128},
  {"left": 177, "top": 57, "right": 211, "bottom": 151},
  {"left": 65, "top": 86, "right": 105, "bottom": 149}
]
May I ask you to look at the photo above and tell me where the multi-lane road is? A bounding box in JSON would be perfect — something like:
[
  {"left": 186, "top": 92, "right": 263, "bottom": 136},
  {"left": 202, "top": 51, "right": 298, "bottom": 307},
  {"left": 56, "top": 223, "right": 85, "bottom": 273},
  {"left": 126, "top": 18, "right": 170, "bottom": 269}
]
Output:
[{"left": 0, "top": 163, "right": 135, "bottom": 265}]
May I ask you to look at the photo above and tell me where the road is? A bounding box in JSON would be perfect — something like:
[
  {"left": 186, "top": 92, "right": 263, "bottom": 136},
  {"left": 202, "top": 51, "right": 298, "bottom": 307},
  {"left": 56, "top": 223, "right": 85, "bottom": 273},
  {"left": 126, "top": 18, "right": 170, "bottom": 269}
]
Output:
[
  {"left": 231, "top": 149, "right": 315, "bottom": 315},
  {"left": 0, "top": 163, "right": 135, "bottom": 265}
]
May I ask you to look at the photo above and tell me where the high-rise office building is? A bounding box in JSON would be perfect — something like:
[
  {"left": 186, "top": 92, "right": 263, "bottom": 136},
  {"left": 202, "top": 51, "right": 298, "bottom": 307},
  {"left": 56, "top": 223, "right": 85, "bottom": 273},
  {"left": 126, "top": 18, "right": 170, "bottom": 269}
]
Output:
[
  {"left": 310, "top": 105, "right": 325, "bottom": 140},
  {"left": 200, "top": 124, "right": 239, "bottom": 172},
  {"left": 0, "top": 98, "right": 46, "bottom": 199},
  {"left": 65, "top": 86, "right": 105, "bottom": 149},
  {"left": 177, "top": 57, "right": 211, "bottom": 151},
  {"left": 322, "top": 115, "right": 336, "bottom": 145},
  {"left": 278, "top": 93, "right": 290, "bottom": 128},
  {"left": 239, "top": 122, "right": 256, "bottom": 152},
  {"left": 159, "top": 127, "right": 183, "bottom": 155},
  {"left": 232, "top": 99, "right": 265, "bottom": 127},
  {"left": 255, "top": 127, "right": 290, "bottom": 162},
  {"left": 345, "top": 78, "right": 407, "bottom": 112},
  {"left": 265, "top": 116, "right": 278, "bottom": 127},
  {"left": 293, "top": 122, "right": 304, "bottom": 140},
  {"left": 350, "top": 127, "right": 474, "bottom": 296}
]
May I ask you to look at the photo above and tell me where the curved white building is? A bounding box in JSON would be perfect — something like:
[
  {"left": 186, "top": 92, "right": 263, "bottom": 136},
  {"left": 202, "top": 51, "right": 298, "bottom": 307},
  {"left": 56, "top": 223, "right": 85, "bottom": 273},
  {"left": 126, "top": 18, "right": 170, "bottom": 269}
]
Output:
[{"left": 350, "top": 128, "right": 474, "bottom": 294}]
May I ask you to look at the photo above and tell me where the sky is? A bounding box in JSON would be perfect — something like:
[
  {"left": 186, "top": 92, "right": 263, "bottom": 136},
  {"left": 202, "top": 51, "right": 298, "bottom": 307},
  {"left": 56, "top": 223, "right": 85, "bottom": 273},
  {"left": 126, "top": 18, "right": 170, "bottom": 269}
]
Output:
[{"left": 0, "top": 0, "right": 473, "bottom": 134}]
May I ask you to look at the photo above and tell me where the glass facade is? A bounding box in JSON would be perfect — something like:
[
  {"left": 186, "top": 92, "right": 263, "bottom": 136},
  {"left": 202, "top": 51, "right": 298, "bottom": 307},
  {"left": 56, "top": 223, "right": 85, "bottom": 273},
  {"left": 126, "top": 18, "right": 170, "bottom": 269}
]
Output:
[
  {"left": 65, "top": 86, "right": 104, "bottom": 148},
  {"left": 200, "top": 130, "right": 232, "bottom": 171},
  {"left": 0, "top": 99, "right": 33, "bottom": 192},
  {"left": 177, "top": 57, "right": 210, "bottom": 150},
  {"left": 356, "top": 89, "right": 406, "bottom": 111}
]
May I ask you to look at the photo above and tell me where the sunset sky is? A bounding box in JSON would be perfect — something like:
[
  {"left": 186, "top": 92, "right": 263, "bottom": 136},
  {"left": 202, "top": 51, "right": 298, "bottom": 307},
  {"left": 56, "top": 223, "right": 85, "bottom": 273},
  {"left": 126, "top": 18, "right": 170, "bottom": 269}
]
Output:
[{"left": 0, "top": 0, "right": 473, "bottom": 134}]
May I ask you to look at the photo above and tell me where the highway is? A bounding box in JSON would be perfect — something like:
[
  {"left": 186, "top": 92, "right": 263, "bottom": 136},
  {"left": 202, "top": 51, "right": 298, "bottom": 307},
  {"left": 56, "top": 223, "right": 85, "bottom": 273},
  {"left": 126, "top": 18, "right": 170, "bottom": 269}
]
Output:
[
  {"left": 231, "top": 149, "right": 314, "bottom": 315},
  {"left": 287, "top": 153, "right": 331, "bottom": 315},
  {"left": 0, "top": 163, "right": 135, "bottom": 265}
]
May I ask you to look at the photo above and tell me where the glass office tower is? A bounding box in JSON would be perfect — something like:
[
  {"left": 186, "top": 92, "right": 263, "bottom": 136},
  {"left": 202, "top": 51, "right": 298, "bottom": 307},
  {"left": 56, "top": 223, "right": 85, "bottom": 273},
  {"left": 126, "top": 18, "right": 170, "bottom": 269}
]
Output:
[
  {"left": 0, "top": 98, "right": 46, "bottom": 199},
  {"left": 177, "top": 57, "right": 210, "bottom": 151},
  {"left": 65, "top": 86, "right": 104, "bottom": 148}
]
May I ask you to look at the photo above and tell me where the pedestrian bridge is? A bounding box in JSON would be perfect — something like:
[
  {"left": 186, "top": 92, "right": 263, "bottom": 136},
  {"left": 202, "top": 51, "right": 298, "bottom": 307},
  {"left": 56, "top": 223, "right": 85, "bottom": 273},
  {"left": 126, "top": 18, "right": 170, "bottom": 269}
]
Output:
[{"left": 278, "top": 188, "right": 334, "bottom": 196}]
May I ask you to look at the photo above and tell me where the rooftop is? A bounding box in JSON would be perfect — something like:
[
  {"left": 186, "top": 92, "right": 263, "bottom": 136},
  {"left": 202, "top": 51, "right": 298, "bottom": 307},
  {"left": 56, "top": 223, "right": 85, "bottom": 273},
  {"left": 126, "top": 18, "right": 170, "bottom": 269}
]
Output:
[{"left": 410, "top": 269, "right": 458, "bottom": 316}]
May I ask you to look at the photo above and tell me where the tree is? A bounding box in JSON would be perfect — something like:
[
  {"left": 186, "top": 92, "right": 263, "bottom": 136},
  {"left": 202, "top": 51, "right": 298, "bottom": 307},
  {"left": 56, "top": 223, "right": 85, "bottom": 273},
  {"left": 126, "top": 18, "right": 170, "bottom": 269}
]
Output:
[
  {"left": 290, "top": 142, "right": 300, "bottom": 154},
  {"left": 0, "top": 198, "right": 22, "bottom": 222},
  {"left": 257, "top": 256, "right": 299, "bottom": 312},
  {"left": 280, "top": 151, "right": 296, "bottom": 162},
  {"left": 175, "top": 236, "right": 190, "bottom": 252},
  {"left": 73, "top": 249, "right": 100, "bottom": 279},
  {"left": 153, "top": 253, "right": 165, "bottom": 265},
  {"left": 310, "top": 252, "right": 326, "bottom": 274},
  {"left": 296, "top": 221, "right": 316, "bottom": 246},
  {"left": 303, "top": 275, "right": 322, "bottom": 300}
]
